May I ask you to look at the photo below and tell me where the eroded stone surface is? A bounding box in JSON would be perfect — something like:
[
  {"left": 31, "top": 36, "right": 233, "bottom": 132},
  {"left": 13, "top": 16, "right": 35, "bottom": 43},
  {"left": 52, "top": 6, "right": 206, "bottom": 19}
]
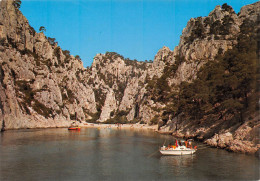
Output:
[{"left": 0, "top": 0, "right": 259, "bottom": 154}]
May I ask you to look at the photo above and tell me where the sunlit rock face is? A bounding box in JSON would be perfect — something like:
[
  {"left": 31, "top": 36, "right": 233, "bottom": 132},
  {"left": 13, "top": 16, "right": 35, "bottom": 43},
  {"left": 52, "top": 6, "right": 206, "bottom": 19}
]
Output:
[
  {"left": 0, "top": 0, "right": 259, "bottom": 148},
  {"left": 0, "top": 0, "right": 96, "bottom": 129},
  {"left": 86, "top": 52, "right": 151, "bottom": 122}
]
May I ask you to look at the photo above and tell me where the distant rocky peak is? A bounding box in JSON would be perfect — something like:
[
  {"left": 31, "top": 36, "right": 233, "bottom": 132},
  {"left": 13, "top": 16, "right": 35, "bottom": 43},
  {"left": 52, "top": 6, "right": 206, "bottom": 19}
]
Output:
[
  {"left": 147, "top": 46, "right": 174, "bottom": 79},
  {"left": 153, "top": 46, "right": 172, "bottom": 63},
  {"left": 152, "top": 46, "right": 174, "bottom": 70},
  {"left": 92, "top": 52, "right": 125, "bottom": 69},
  {"left": 209, "top": 4, "right": 235, "bottom": 21},
  {"left": 239, "top": 1, "right": 260, "bottom": 22}
]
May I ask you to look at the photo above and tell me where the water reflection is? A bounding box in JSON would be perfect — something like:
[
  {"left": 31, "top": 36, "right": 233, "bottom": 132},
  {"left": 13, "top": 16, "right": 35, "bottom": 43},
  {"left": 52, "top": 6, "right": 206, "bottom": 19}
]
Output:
[
  {"left": 0, "top": 128, "right": 259, "bottom": 181},
  {"left": 160, "top": 155, "right": 195, "bottom": 168},
  {"left": 159, "top": 155, "right": 195, "bottom": 177}
]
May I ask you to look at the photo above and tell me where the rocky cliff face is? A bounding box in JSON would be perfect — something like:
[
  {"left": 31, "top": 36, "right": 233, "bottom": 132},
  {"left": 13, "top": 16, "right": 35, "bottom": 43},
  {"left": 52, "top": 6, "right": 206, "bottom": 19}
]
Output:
[
  {"left": 85, "top": 52, "right": 151, "bottom": 122},
  {"left": 155, "top": 3, "right": 260, "bottom": 154},
  {"left": 137, "top": 3, "right": 255, "bottom": 125},
  {"left": 0, "top": 0, "right": 259, "bottom": 154},
  {"left": 0, "top": 0, "right": 97, "bottom": 130}
]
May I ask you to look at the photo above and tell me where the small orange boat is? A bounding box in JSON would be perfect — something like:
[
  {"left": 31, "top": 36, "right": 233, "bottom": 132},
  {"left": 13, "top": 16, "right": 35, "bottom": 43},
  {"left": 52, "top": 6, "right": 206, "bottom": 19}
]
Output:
[
  {"left": 68, "top": 126, "right": 81, "bottom": 130},
  {"left": 69, "top": 115, "right": 80, "bottom": 130}
]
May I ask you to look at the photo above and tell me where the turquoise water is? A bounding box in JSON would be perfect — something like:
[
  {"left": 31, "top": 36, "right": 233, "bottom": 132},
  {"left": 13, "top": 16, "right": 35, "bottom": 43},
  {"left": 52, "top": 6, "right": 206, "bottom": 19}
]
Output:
[{"left": 0, "top": 128, "right": 259, "bottom": 180}]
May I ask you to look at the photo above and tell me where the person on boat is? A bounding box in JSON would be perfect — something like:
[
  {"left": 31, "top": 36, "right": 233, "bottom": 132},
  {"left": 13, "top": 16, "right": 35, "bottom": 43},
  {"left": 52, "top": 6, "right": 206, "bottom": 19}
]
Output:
[
  {"left": 188, "top": 140, "right": 192, "bottom": 148},
  {"left": 175, "top": 140, "right": 179, "bottom": 147},
  {"left": 185, "top": 140, "right": 188, "bottom": 148}
]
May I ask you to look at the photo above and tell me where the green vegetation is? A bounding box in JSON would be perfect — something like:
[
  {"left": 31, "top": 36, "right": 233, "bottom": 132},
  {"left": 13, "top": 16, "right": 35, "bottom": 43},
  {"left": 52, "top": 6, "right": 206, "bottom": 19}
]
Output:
[
  {"left": 39, "top": 26, "right": 46, "bottom": 33},
  {"left": 209, "top": 15, "right": 234, "bottom": 37},
  {"left": 221, "top": 3, "right": 234, "bottom": 13},
  {"left": 86, "top": 111, "right": 101, "bottom": 123},
  {"left": 33, "top": 99, "right": 53, "bottom": 118},
  {"left": 6, "top": 36, "right": 17, "bottom": 49},
  {"left": 165, "top": 55, "right": 185, "bottom": 76},
  {"left": 144, "top": 16, "right": 257, "bottom": 127},
  {"left": 114, "top": 80, "right": 127, "bottom": 102},
  {"left": 29, "top": 25, "right": 36, "bottom": 36},
  {"left": 176, "top": 19, "right": 258, "bottom": 123},
  {"left": 93, "top": 89, "right": 106, "bottom": 112},
  {"left": 13, "top": 0, "right": 21, "bottom": 9},
  {"left": 67, "top": 89, "right": 76, "bottom": 104},
  {"left": 15, "top": 80, "right": 53, "bottom": 118},
  {"left": 103, "top": 52, "right": 147, "bottom": 71},
  {"left": 104, "top": 116, "right": 127, "bottom": 124},
  {"left": 54, "top": 47, "right": 61, "bottom": 63},
  {"left": 146, "top": 55, "right": 185, "bottom": 103},
  {"left": 149, "top": 115, "right": 159, "bottom": 125},
  {"left": 104, "top": 110, "right": 130, "bottom": 124},
  {"left": 47, "top": 37, "right": 57, "bottom": 46},
  {"left": 105, "top": 52, "right": 124, "bottom": 62},
  {"left": 62, "top": 50, "right": 70, "bottom": 59},
  {"left": 140, "top": 120, "right": 145, "bottom": 124},
  {"left": 16, "top": 48, "right": 44, "bottom": 67},
  {"left": 75, "top": 55, "right": 81, "bottom": 60},
  {"left": 129, "top": 118, "right": 139, "bottom": 124},
  {"left": 184, "top": 3, "right": 236, "bottom": 44},
  {"left": 0, "top": 66, "right": 5, "bottom": 88},
  {"left": 146, "top": 74, "right": 170, "bottom": 103},
  {"left": 186, "top": 17, "right": 206, "bottom": 43}
]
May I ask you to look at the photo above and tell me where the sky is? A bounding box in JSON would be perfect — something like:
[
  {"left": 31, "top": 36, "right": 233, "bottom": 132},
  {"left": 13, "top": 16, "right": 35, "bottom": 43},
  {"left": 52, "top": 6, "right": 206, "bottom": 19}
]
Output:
[{"left": 20, "top": 0, "right": 258, "bottom": 67}]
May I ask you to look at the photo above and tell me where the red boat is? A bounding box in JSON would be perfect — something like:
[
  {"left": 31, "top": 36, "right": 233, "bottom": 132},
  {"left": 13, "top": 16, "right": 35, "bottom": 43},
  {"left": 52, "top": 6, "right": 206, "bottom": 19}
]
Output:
[
  {"left": 68, "top": 126, "right": 81, "bottom": 130},
  {"left": 69, "top": 115, "right": 81, "bottom": 130}
]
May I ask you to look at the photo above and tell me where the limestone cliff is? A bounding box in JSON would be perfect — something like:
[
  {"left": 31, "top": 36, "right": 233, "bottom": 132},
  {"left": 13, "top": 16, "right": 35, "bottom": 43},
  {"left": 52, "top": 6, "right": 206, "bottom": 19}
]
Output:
[
  {"left": 0, "top": 0, "right": 96, "bottom": 130},
  {"left": 86, "top": 52, "right": 151, "bottom": 122},
  {"left": 138, "top": 3, "right": 249, "bottom": 125},
  {"left": 155, "top": 3, "right": 260, "bottom": 154},
  {"left": 0, "top": 0, "right": 259, "bottom": 154}
]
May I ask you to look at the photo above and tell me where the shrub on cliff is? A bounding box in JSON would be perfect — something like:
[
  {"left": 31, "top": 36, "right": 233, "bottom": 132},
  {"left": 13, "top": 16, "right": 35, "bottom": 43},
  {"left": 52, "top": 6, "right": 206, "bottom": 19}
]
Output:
[
  {"left": 104, "top": 115, "right": 128, "bottom": 124},
  {"left": 13, "top": 0, "right": 21, "bottom": 9},
  {"left": 39, "top": 26, "right": 46, "bottom": 33},
  {"left": 75, "top": 55, "right": 81, "bottom": 60},
  {"left": 48, "top": 37, "right": 57, "bottom": 46},
  {"left": 185, "top": 17, "right": 206, "bottom": 43},
  {"left": 221, "top": 3, "right": 234, "bottom": 13},
  {"left": 177, "top": 18, "right": 258, "bottom": 123},
  {"left": 149, "top": 115, "right": 159, "bottom": 125}
]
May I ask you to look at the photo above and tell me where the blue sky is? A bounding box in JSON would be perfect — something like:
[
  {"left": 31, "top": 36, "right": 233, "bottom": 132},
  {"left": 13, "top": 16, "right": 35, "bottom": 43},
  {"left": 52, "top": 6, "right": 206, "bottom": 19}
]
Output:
[{"left": 20, "top": 0, "right": 257, "bottom": 67}]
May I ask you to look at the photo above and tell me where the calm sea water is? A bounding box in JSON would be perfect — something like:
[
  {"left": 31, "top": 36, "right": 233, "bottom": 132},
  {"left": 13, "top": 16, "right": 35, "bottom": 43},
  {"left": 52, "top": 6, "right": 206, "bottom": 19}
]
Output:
[{"left": 0, "top": 128, "right": 259, "bottom": 181}]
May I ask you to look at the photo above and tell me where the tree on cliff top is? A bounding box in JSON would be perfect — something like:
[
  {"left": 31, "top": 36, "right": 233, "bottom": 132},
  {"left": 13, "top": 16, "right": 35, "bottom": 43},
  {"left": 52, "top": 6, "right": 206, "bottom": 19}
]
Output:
[
  {"left": 39, "top": 26, "right": 46, "bottom": 33},
  {"left": 13, "top": 0, "right": 22, "bottom": 9},
  {"left": 75, "top": 55, "right": 81, "bottom": 60},
  {"left": 221, "top": 3, "right": 234, "bottom": 13},
  {"left": 177, "top": 18, "right": 258, "bottom": 123}
]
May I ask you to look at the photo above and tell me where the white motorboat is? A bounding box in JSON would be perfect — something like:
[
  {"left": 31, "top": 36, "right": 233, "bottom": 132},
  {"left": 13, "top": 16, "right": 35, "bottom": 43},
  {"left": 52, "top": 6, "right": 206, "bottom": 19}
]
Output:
[{"left": 160, "top": 140, "right": 197, "bottom": 156}]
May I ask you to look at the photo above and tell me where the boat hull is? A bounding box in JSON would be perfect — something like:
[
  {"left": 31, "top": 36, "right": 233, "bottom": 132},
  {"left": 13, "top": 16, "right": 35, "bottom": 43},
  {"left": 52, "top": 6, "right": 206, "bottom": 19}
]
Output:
[
  {"left": 68, "top": 127, "right": 81, "bottom": 130},
  {"left": 160, "top": 149, "right": 196, "bottom": 155}
]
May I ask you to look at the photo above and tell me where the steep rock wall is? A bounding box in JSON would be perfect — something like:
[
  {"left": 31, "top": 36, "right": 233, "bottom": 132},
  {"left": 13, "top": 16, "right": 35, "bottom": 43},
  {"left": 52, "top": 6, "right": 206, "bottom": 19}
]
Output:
[
  {"left": 0, "top": 1, "right": 259, "bottom": 157},
  {"left": 0, "top": 0, "right": 97, "bottom": 129}
]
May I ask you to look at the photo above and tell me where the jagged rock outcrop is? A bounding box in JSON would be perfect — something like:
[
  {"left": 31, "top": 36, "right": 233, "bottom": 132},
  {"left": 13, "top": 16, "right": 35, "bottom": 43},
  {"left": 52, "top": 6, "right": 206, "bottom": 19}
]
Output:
[
  {"left": 86, "top": 52, "right": 151, "bottom": 122},
  {"left": 148, "top": 46, "right": 174, "bottom": 78},
  {"left": 205, "top": 115, "right": 260, "bottom": 154},
  {"left": 239, "top": 1, "right": 260, "bottom": 22},
  {"left": 172, "top": 4, "right": 241, "bottom": 85},
  {"left": 137, "top": 3, "right": 248, "bottom": 126},
  {"left": 0, "top": 0, "right": 96, "bottom": 130},
  {"left": 138, "top": 2, "right": 260, "bottom": 155},
  {"left": 0, "top": 0, "right": 259, "bottom": 155}
]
